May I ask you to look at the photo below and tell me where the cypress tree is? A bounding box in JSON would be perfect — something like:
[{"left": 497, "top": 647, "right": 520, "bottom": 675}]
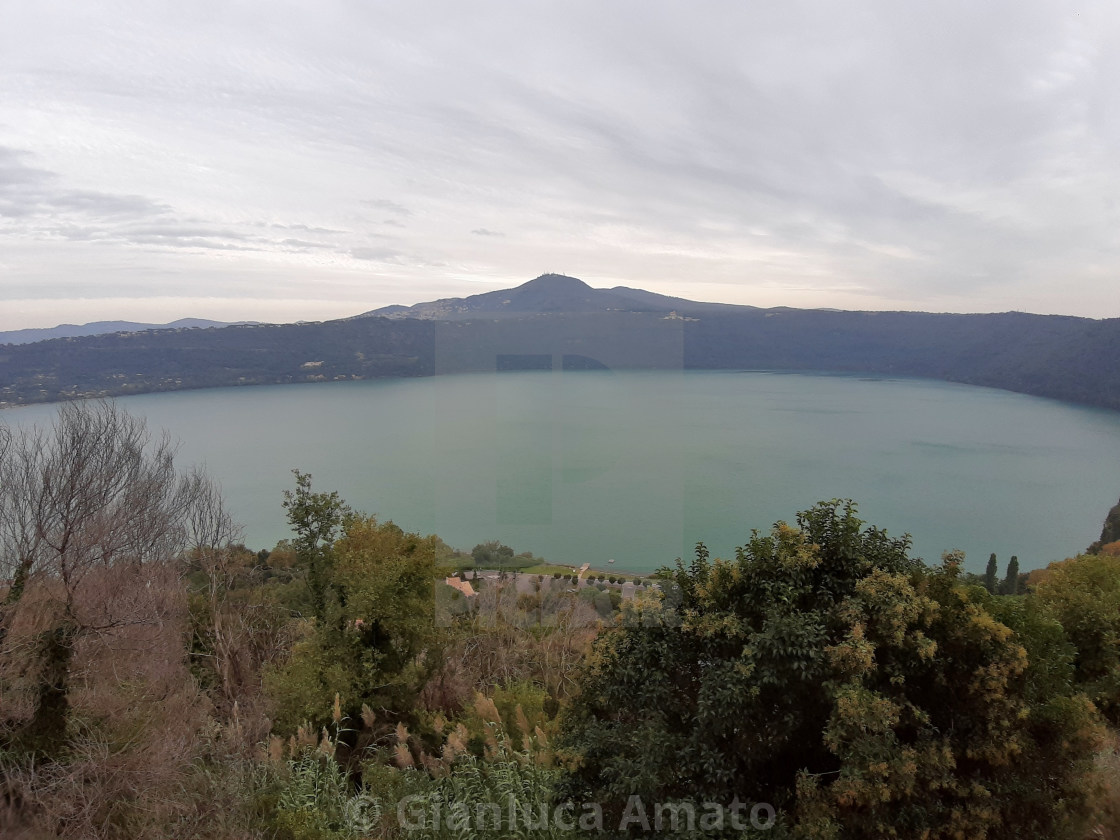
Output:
[
  {"left": 984, "top": 553, "right": 998, "bottom": 593},
  {"left": 1002, "top": 556, "right": 1020, "bottom": 595}
]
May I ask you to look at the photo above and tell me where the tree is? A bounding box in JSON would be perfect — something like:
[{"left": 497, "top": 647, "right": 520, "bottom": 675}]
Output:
[
  {"left": 184, "top": 479, "right": 296, "bottom": 710},
  {"left": 984, "top": 552, "right": 999, "bottom": 593},
  {"left": 282, "top": 469, "right": 350, "bottom": 620},
  {"left": 1002, "top": 555, "right": 1021, "bottom": 595},
  {"left": 472, "top": 540, "right": 515, "bottom": 571},
  {"left": 266, "top": 512, "right": 443, "bottom": 735},
  {"left": 1032, "top": 552, "right": 1120, "bottom": 723},
  {"left": 556, "top": 501, "right": 1101, "bottom": 839},
  {"left": 0, "top": 401, "right": 218, "bottom": 753}
]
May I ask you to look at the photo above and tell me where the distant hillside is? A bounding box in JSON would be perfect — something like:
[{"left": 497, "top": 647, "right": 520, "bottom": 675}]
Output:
[
  {"left": 1, "top": 274, "right": 1119, "bottom": 411},
  {"left": 0, "top": 318, "right": 252, "bottom": 346},
  {"left": 0, "top": 319, "right": 436, "bottom": 405},
  {"left": 362, "top": 273, "right": 748, "bottom": 319}
]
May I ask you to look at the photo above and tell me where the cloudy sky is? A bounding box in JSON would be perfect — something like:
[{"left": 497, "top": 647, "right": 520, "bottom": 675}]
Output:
[{"left": 1, "top": 1, "right": 1118, "bottom": 330}]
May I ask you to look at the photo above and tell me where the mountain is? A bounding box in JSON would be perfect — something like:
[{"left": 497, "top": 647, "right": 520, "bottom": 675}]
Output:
[
  {"left": 361, "top": 273, "right": 749, "bottom": 319},
  {"left": 0, "top": 318, "right": 253, "bottom": 346},
  {"left": 1, "top": 275, "right": 1119, "bottom": 412}
]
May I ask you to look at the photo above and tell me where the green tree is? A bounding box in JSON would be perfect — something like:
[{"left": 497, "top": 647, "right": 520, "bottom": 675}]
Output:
[
  {"left": 556, "top": 501, "right": 1101, "bottom": 839},
  {"left": 1002, "top": 555, "right": 1021, "bottom": 595},
  {"left": 266, "top": 513, "right": 443, "bottom": 734},
  {"left": 1032, "top": 552, "right": 1120, "bottom": 723},
  {"left": 283, "top": 470, "right": 350, "bottom": 621},
  {"left": 984, "top": 553, "right": 999, "bottom": 593},
  {"left": 472, "top": 540, "right": 515, "bottom": 571}
]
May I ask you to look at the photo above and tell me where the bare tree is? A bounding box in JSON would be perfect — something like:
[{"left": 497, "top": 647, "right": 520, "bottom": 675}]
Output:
[
  {"left": 0, "top": 400, "right": 223, "bottom": 751},
  {"left": 186, "top": 469, "right": 250, "bottom": 705}
]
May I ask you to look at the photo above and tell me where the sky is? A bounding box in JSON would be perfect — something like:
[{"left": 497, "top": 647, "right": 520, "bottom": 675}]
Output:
[{"left": 1, "top": 1, "right": 1118, "bottom": 330}]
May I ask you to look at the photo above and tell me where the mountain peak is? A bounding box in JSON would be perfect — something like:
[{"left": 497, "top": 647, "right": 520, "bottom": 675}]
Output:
[
  {"left": 359, "top": 273, "right": 750, "bottom": 320},
  {"left": 520, "top": 273, "right": 591, "bottom": 291}
]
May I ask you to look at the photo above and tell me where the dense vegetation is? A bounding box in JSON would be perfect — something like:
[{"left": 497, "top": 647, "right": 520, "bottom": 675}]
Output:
[
  {"left": 3, "top": 275, "right": 1120, "bottom": 410},
  {"left": 0, "top": 318, "right": 438, "bottom": 406},
  {"left": 559, "top": 505, "right": 1104, "bottom": 837},
  {"left": 1, "top": 401, "right": 1119, "bottom": 838}
]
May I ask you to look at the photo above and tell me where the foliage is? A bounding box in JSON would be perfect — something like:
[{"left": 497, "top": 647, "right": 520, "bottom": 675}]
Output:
[
  {"left": 260, "top": 716, "right": 429, "bottom": 840},
  {"left": 981, "top": 591, "right": 1077, "bottom": 704},
  {"left": 401, "top": 753, "right": 573, "bottom": 840},
  {"left": 1032, "top": 552, "right": 1120, "bottom": 723},
  {"left": 274, "top": 751, "right": 382, "bottom": 840},
  {"left": 556, "top": 500, "right": 1104, "bottom": 839},
  {"left": 0, "top": 402, "right": 288, "bottom": 838},
  {"left": 396, "top": 708, "right": 572, "bottom": 840},
  {"left": 490, "top": 681, "right": 554, "bottom": 744},
  {"left": 0, "top": 401, "right": 227, "bottom": 755},
  {"left": 1085, "top": 730, "right": 1120, "bottom": 840},
  {"left": 422, "top": 578, "right": 600, "bottom": 719},
  {"left": 1001, "top": 555, "right": 1021, "bottom": 595},
  {"left": 467, "top": 541, "right": 549, "bottom": 571},
  {"left": 1088, "top": 497, "right": 1120, "bottom": 554},
  {"left": 984, "top": 553, "right": 999, "bottom": 594},
  {"left": 283, "top": 470, "right": 351, "bottom": 621},
  {"left": 266, "top": 514, "right": 443, "bottom": 734}
]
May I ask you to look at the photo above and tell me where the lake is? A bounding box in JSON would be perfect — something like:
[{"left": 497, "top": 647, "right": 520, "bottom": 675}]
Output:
[{"left": 4, "top": 370, "right": 1120, "bottom": 573}]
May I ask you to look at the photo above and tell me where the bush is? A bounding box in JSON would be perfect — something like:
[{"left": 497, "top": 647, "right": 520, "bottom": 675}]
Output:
[
  {"left": 399, "top": 752, "right": 573, "bottom": 839},
  {"left": 557, "top": 501, "right": 1104, "bottom": 838},
  {"left": 273, "top": 752, "right": 381, "bottom": 840},
  {"left": 1032, "top": 552, "right": 1120, "bottom": 723},
  {"left": 265, "top": 515, "right": 442, "bottom": 734}
]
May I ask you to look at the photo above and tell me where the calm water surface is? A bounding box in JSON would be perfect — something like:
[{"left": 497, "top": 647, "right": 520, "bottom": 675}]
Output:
[{"left": 5, "top": 370, "right": 1120, "bottom": 573}]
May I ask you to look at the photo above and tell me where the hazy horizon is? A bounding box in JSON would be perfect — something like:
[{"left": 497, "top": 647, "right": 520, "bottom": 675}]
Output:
[{"left": 9, "top": 270, "right": 1120, "bottom": 335}]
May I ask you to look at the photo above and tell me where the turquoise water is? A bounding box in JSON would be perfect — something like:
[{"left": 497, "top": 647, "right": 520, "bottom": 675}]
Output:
[{"left": 5, "top": 370, "right": 1120, "bottom": 573}]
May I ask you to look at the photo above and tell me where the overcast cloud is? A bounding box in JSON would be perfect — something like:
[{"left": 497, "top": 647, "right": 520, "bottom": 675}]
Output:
[{"left": 0, "top": 0, "right": 1118, "bottom": 329}]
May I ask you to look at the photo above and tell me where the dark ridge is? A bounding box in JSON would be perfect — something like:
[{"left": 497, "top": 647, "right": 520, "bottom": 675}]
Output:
[
  {"left": 0, "top": 318, "right": 253, "bottom": 346},
  {"left": 1, "top": 275, "right": 1119, "bottom": 412}
]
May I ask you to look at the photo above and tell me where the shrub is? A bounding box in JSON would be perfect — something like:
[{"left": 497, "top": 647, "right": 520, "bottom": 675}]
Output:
[
  {"left": 557, "top": 501, "right": 1104, "bottom": 838},
  {"left": 1032, "top": 552, "right": 1120, "bottom": 723}
]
